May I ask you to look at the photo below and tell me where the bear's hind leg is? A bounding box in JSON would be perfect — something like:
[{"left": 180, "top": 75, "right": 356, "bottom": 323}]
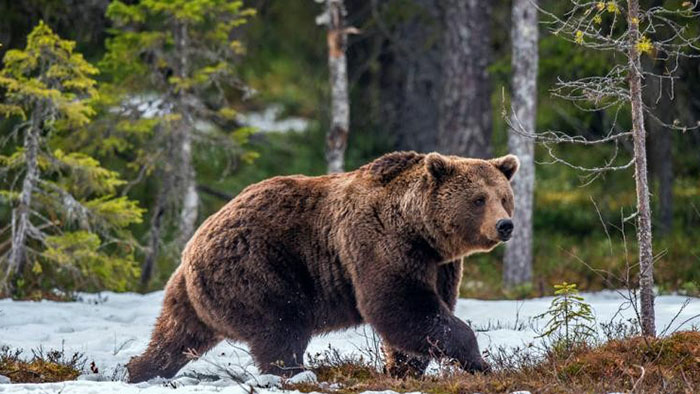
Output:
[
  {"left": 249, "top": 326, "right": 310, "bottom": 377},
  {"left": 127, "top": 272, "right": 220, "bottom": 383}
]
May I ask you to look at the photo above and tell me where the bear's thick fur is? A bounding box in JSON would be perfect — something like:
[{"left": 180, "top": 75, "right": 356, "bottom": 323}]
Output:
[{"left": 127, "top": 151, "right": 519, "bottom": 382}]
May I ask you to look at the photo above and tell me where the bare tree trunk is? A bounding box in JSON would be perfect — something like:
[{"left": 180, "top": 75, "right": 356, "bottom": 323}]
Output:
[
  {"left": 645, "top": 60, "right": 673, "bottom": 236},
  {"left": 177, "top": 122, "right": 198, "bottom": 247},
  {"left": 504, "top": 0, "right": 538, "bottom": 287},
  {"left": 141, "top": 176, "right": 168, "bottom": 288},
  {"left": 438, "top": 0, "right": 493, "bottom": 158},
  {"left": 325, "top": 0, "right": 350, "bottom": 173},
  {"left": 174, "top": 21, "right": 198, "bottom": 247},
  {"left": 651, "top": 127, "right": 673, "bottom": 234},
  {"left": 627, "top": 0, "right": 655, "bottom": 337},
  {"left": 6, "top": 109, "right": 41, "bottom": 291},
  {"left": 375, "top": 0, "right": 441, "bottom": 152}
]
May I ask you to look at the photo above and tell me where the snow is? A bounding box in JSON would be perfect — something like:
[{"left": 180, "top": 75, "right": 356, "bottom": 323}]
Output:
[
  {"left": 236, "top": 105, "right": 309, "bottom": 133},
  {"left": 285, "top": 371, "right": 317, "bottom": 384},
  {"left": 0, "top": 291, "right": 698, "bottom": 393}
]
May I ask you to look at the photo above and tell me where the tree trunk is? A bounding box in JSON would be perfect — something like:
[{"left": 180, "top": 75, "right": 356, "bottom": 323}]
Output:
[
  {"left": 627, "top": 0, "right": 655, "bottom": 337},
  {"left": 6, "top": 109, "right": 41, "bottom": 291},
  {"left": 377, "top": 0, "right": 441, "bottom": 152},
  {"left": 438, "top": 0, "right": 493, "bottom": 158},
  {"left": 177, "top": 122, "right": 198, "bottom": 247},
  {"left": 141, "top": 177, "right": 168, "bottom": 288},
  {"left": 650, "top": 128, "right": 673, "bottom": 235},
  {"left": 504, "top": 0, "right": 538, "bottom": 287},
  {"left": 174, "top": 20, "right": 198, "bottom": 247},
  {"left": 645, "top": 60, "right": 673, "bottom": 236},
  {"left": 325, "top": 0, "right": 350, "bottom": 173}
]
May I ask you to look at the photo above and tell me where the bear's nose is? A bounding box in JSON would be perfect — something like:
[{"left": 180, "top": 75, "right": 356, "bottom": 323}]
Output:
[{"left": 496, "top": 219, "right": 514, "bottom": 241}]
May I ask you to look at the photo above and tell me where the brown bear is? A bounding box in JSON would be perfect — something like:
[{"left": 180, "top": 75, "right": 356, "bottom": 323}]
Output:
[{"left": 126, "top": 151, "right": 519, "bottom": 382}]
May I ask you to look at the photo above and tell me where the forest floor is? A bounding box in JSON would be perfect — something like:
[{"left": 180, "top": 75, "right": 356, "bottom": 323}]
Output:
[{"left": 0, "top": 291, "right": 698, "bottom": 393}]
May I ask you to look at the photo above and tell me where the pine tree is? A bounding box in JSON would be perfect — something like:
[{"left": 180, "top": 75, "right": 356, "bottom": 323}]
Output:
[
  {"left": 100, "top": 0, "right": 257, "bottom": 287},
  {"left": 535, "top": 282, "right": 596, "bottom": 351},
  {"left": 0, "top": 21, "right": 144, "bottom": 296}
]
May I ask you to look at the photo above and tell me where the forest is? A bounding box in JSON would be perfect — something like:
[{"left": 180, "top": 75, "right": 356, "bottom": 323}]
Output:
[{"left": 0, "top": 0, "right": 699, "bottom": 393}]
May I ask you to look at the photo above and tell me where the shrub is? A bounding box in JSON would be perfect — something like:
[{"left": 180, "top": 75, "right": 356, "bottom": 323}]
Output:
[{"left": 0, "top": 345, "right": 85, "bottom": 383}]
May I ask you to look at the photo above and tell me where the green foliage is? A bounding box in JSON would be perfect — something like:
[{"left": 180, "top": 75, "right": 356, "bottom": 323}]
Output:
[
  {"left": 51, "top": 150, "right": 127, "bottom": 196},
  {"left": 535, "top": 282, "right": 596, "bottom": 351},
  {"left": 238, "top": 1, "right": 325, "bottom": 114},
  {"left": 82, "top": 0, "right": 260, "bottom": 287},
  {"left": 1, "top": 1, "right": 698, "bottom": 297},
  {"left": 0, "top": 22, "right": 143, "bottom": 295},
  {"left": 43, "top": 231, "right": 139, "bottom": 291},
  {"left": 0, "top": 21, "right": 97, "bottom": 124},
  {"left": 97, "top": 0, "right": 257, "bottom": 203},
  {"left": 102, "top": 0, "right": 254, "bottom": 93}
]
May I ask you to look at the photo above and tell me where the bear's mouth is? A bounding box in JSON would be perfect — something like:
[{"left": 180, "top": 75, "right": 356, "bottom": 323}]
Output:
[{"left": 498, "top": 233, "right": 512, "bottom": 242}]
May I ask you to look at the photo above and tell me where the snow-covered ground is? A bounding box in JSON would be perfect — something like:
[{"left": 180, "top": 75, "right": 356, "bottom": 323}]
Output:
[{"left": 0, "top": 291, "right": 698, "bottom": 393}]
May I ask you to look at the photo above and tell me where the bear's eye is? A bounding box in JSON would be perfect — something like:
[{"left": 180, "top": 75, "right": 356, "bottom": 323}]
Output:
[
  {"left": 474, "top": 197, "right": 486, "bottom": 207},
  {"left": 502, "top": 197, "right": 507, "bottom": 206}
]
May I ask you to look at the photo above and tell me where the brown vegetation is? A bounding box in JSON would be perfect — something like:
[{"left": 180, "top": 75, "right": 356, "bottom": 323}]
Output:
[
  {"left": 0, "top": 346, "right": 84, "bottom": 383},
  {"left": 285, "top": 331, "right": 700, "bottom": 394}
]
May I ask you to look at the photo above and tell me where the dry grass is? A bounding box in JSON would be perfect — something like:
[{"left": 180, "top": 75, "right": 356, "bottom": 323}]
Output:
[
  {"left": 0, "top": 345, "right": 85, "bottom": 383},
  {"left": 284, "top": 331, "right": 700, "bottom": 394}
]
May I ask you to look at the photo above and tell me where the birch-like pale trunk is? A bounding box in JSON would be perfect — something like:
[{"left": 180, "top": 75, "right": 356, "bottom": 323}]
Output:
[
  {"left": 141, "top": 21, "right": 198, "bottom": 286},
  {"left": 325, "top": 0, "right": 350, "bottom": 174},
  {"left": 627, "top": 0, "right": 655, "bottom": 337},
  {"left": 438, "top": 0, "right": 493, "bottom": 159},
  {"left": 6, "top": 109, "right": 41, "bottom": 287},
  {"left": 177, "top": 121, "right": 198, "bottom": 246},
  {"left": 174, "top": 21, "right": 198, "bottom": 247},
  {"left": 504, "top": 0, "right": 538, "bottom": 287}
]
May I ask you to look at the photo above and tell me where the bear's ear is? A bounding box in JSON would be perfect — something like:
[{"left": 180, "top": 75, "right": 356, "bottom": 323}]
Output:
[
  {"left": 425, "top": 153, "right": 454, "bottom": 180},
  {"left": 490, "top": 154, "right": 520, "bottom": 181}
]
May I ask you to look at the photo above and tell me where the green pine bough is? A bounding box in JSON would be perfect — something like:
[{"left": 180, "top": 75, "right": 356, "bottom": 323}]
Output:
[{"left": 0, "top": 22, "right": 144, "bottom": 296}]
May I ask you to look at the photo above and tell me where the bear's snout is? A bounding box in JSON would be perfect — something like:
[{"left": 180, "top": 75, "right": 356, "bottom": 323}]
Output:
[{"left": 496, "top": 219, "right": 514, "bottom": 241}]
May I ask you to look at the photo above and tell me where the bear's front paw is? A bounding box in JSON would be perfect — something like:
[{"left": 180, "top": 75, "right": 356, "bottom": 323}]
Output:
[
  {"left": 458, "top": 357, "right": 491, "bottom": 374},
  {"left": 383, "top": 352, "right": 429, "bottom": 379}
]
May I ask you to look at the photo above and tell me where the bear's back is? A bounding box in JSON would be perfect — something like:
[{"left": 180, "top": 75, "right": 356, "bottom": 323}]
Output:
[{"left": 181, "top": 172, "right": 366, "bottom": 333}]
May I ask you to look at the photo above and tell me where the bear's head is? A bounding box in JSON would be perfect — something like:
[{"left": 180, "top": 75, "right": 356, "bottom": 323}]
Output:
[{"left": 419, "top": 152, "right": 520, "bottom": 261}]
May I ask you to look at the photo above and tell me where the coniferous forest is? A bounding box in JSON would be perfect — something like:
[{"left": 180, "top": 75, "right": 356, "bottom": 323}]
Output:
[
  {"left": 1, "top": 1, "right": 700, "bottom": 392},
  {"left": 2, "top": 0, "right": 698, "bottom": 298}
]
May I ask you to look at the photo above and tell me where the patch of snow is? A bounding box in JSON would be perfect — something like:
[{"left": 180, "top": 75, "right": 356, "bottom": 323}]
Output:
[
  {"left": 169, "top": 376, "right": 201, "bottom": 387},
  {"left": 236, "top": 105, "right": 309, "bottom": 133},
  {"left": 287, "top": 370, "right": 317, "bottom": 384},
  {"left": 244, "top": 374, "right": 281, "bottom": 388},
  {"left": 76, "top": 374, "right": 109, "bottom": 382},
  {"left": 0, "top": 375, "right": 10, "bottom": 384},
  {"left": 117, "top": 94, "right": 173, "bottom": 119},
  {"left": 0, "top": 291, "right": 697, "bottom": 393}
]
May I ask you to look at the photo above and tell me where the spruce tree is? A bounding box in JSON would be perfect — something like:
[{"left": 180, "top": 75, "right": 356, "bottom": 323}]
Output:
[
  {"left": 0, "top": 21, "right": 144, "bottom": 296},
  {"left": 100, "top": 0, "right": 256, "bottom": 287}
]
